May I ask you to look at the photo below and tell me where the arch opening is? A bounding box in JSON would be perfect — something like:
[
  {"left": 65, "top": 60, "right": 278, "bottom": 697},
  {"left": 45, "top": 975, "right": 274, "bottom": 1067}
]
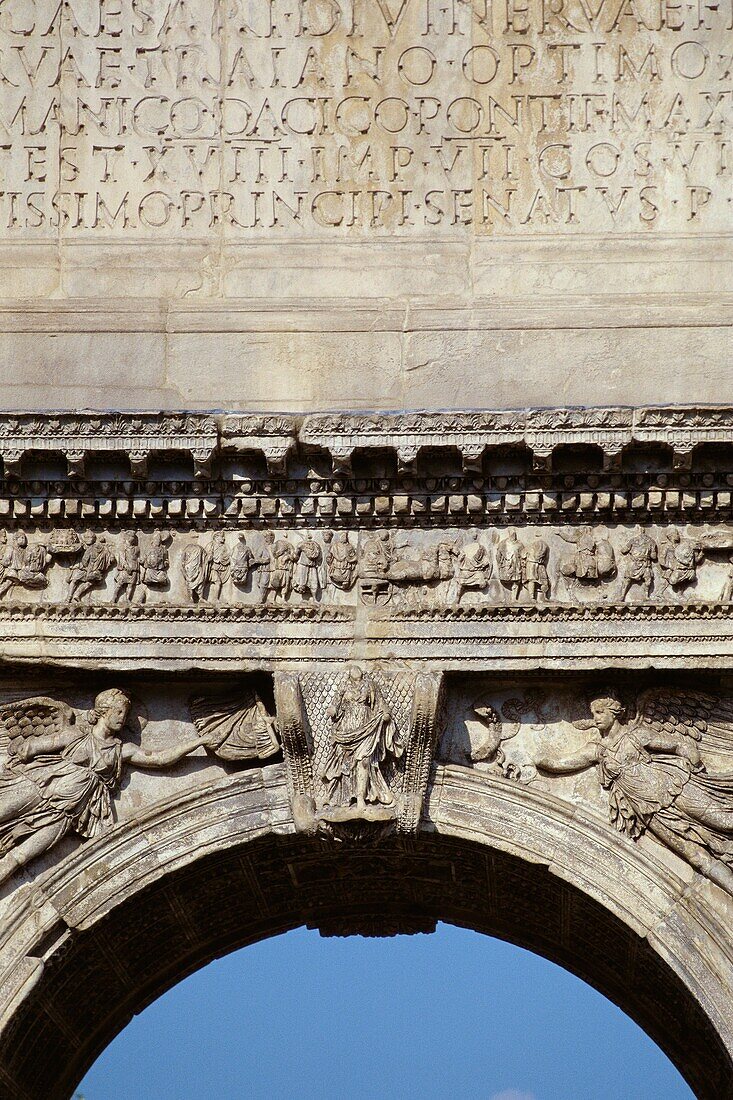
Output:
[
  {"left": 79, "top": 923, "right": 696, "bottom": 1100},
  {"left": 2, "top": 823, "right": 730, "bottom": 1100}
]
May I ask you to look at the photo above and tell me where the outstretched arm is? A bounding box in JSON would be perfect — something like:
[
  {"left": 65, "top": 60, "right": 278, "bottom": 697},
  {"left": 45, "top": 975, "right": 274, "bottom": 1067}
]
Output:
[
  {"left": 122, "top": 735, "right": 206, "bottom": 769},
  {"left": 534, "top": 741, "right": 599, "bottom": 775}
]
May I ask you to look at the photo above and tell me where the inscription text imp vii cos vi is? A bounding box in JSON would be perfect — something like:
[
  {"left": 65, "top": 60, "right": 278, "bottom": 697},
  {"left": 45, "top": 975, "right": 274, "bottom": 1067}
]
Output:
[{"left": 0, "top": 0, "right": 731, "bottom": 233}]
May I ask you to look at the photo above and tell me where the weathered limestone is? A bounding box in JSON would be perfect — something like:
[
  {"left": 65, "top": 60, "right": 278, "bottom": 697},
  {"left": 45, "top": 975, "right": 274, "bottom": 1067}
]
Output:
[
  {"left": 1, "top": 2, "right": 731, "bottom": 407},
  {"left": 0, "top": 415, "right": 729, "bottom": 1094},
  {"left": 1, "top": 3, "right": 733, "bottom": 1096}
]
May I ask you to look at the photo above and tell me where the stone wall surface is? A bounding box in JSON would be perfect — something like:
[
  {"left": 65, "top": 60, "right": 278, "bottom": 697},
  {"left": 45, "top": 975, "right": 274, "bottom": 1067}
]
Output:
[
  {"left": 1, "top": 0, "right": 731, "bottom": 407},
  {"left": 1, "top": 5, "right": 733, "bottom": 1097}
]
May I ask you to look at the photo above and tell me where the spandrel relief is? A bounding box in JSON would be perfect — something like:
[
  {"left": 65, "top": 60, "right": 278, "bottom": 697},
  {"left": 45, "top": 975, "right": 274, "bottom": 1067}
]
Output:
[
  {"left": 442, "top": 680, "right": 733, "bottom": 897},
  {"left": 0, "top": 675, "right": 283, "bottom": 888}
]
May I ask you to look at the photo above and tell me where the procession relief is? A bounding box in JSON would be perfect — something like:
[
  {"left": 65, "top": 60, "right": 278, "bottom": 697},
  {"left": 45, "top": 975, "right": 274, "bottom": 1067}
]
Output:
[
  {"left": 442, "top": 682, "right": 733, "bottom": 898},
  {"left": 1, "top": 523, "right": 733, "bottom": 611}
]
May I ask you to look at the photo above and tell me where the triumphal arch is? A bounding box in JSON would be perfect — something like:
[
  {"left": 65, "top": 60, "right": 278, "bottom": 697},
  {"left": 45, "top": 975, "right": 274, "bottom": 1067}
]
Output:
[{"left": 0, "top": 0, "right": 731, "bottom": 1094}]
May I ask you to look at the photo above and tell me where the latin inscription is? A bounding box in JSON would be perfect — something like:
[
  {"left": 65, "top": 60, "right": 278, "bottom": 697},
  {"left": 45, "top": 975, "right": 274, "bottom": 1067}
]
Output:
[{"left": 0, "top": 0, "right": 730, "bottom": 233}]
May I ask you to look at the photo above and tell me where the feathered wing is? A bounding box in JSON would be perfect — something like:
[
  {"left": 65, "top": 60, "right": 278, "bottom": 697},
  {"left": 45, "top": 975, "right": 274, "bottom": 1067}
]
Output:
[
  {"left": 189, "top": 689, "right": 280, "bottom": 762},
  {"left": 635, "top": 687, "right": 724, "bottom": 746},
  {"left": 0, "top": 696, "right": 76, "bottom": 755}
]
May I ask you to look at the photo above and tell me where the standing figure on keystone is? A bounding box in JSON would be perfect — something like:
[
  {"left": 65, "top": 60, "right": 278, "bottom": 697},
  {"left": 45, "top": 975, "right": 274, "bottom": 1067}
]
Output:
[{"left": 322, "top": 667, "right": 405, "bottom": 819}]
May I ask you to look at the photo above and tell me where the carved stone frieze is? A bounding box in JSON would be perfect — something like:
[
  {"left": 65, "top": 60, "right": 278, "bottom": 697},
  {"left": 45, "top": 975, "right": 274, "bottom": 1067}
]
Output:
[{"left": 0, "top": 523, "right": 732, "bottom": 617}]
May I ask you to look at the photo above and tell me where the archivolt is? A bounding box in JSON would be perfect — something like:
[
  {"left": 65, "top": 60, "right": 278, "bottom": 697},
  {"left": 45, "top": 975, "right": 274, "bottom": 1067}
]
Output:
[{"left": 0, "top": 763, "right": 730, "bottom": 1099}]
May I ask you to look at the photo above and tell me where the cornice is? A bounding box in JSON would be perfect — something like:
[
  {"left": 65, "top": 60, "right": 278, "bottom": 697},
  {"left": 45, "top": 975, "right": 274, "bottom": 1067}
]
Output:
[{"left": 0, "top": 406, "right": 732, "bottom": 480}]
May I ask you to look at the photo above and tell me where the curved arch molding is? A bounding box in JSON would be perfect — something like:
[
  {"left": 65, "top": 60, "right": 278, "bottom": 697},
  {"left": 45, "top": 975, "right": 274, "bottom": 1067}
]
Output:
[{"left": 0, "top": 410, "right": 732, "bottom": 1097}]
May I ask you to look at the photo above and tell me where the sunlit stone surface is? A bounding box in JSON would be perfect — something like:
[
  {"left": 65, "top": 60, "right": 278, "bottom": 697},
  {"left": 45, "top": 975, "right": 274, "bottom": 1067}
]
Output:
[{"left": 0, "top": 6, "right": 732, "bottom": 1099}]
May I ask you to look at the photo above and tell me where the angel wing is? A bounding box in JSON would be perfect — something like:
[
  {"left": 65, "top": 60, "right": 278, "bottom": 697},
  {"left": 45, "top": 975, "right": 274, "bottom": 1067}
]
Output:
[
  {"left": 190, "top": 689, "right": 280, "bottom": 762},
  {"left": 0, "top": 696, "right": 76, "bottom": 755},
  {"left": 635, "top": 688, "right": 724, "bottom": 745}
]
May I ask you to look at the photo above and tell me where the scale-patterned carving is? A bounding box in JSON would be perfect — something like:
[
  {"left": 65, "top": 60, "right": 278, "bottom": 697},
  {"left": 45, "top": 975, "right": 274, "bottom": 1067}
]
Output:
[{"left": 299, "top": 668, "right": 415, "bottom": 809}]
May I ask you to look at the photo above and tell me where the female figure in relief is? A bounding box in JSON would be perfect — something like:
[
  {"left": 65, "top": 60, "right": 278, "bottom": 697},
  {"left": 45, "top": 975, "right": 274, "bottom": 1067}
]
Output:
[
  {"left": 534, "top": 690, "right": 733, "bottom": 896},
  {"left": 0, "top": 689, "right": 207, "bottom": 884},
  {"left": 322, "top": 667, "right": 405, "bottom": 813}
]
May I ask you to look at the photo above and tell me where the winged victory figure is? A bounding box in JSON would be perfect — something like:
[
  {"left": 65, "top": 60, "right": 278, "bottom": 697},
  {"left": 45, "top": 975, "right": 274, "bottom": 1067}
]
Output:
[
  {"left": 0, "top": 689, "right": 208, "bottom": 885},
  {"left": 530, "top": 687, "right": 733, "bottom": 896}
]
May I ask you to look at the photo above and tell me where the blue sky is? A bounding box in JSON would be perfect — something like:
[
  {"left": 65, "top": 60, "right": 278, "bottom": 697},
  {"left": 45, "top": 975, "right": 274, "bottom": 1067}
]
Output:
[{"left": 78, "top": 923, "right": 692, "bottom": 1100}]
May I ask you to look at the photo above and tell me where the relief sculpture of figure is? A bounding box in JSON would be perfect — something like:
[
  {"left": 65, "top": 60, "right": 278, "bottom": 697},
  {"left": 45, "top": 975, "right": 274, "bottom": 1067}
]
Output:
[
  {"left": 523, "top": 536, "right": 551, "bottom": 601},
  {"left": 140, "top": 531, "right": 170, "bottom": 592},
  {"left": 0, "top": 689, "right": 207, "bottom": 885},
  {"left": 530, "top": 689, "right": 733, "bottom": 897},
  {"left": 112, "top": 531, "right": 141, "bottom": 604},
  {"left": 209, "top": 531, "right": 231, "bottom": 602},
  {"left": 268, "top": 536, "right": 296, "bottom": 603},
  {"left": 181, "top": 533, "right": 211, "bottom": 603},
  {"left": 558, "top": 525, "right": 616, "bottom": 598},
  {"left": 230, "top": 534, "right": 254, "bottom": 589},
  {"left": 659, "top": 529, "right": 704, "bottom": 597},
  {"left": 496, "top": 528, "right": 524, "bottom": 601},
  {"left": 359, "top": 531, "right": 393, "bottom": 605},
  {"left": 293, "top": 534, "right": 324, "bottom": 601},
  {"left": 67, "top": 533, "right": 115, "bottom": 603},
  {"left": 327, "top": 531, "right": 357, "bottom": 591},
  {"left": 450, "top": 536, "right": 492, "bottom": 603},
  {"left": 619, "top": 527, "right": 657, "bottom": 601},
  {"left": 249, "top": 532, "right": 272, "bottom": 603},
  {"left": 321, "top": 667, "right": 405, "bottom": 821},
  {"left": 0, "top": 533, "right": 51, "bottom": 599}
]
